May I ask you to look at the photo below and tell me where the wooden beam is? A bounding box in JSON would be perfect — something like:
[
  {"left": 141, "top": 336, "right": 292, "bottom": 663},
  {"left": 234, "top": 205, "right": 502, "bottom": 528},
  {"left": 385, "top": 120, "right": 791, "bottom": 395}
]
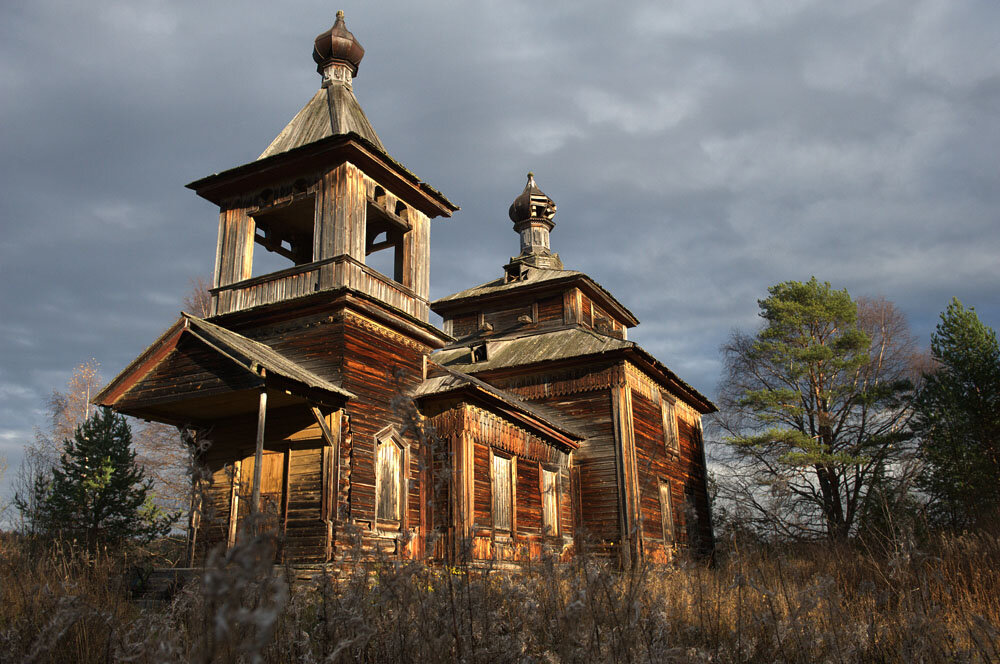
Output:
[
  {"left": 366, "top": 196, "right": 412, "bottom": 232},
  {"left": 228, "top": 459, "right": 241, "bottom": 549},
  {"left": 251, "top": 379, "right": 268, "bottom": 520},
  {"left": 311, "top": 405, "right": 341, "bottom": 511}
]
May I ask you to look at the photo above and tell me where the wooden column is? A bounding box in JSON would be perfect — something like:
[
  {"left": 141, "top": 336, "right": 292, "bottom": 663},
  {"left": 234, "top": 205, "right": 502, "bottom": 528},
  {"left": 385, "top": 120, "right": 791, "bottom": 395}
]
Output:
[
  {"left": 316, "top": 162, "right": 366, "bottom": 263},
  {"left": 227, "top": 459, "right": 241, "bottom": 548},
  {"left": 251, "top": 380, "right": 268, "bottom": 517},
  {"left": 611, "top": 383, "right": 640, "bottom": 567}
]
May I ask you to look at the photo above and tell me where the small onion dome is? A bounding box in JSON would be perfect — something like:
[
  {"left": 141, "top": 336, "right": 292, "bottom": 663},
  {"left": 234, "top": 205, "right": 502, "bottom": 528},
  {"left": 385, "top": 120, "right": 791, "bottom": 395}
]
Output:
[
  {"left": 313, "top": 11, "right": 365, "bottom": 76},
  {"left": 508, "top": 172, "right": 557, "bottom": 224}
]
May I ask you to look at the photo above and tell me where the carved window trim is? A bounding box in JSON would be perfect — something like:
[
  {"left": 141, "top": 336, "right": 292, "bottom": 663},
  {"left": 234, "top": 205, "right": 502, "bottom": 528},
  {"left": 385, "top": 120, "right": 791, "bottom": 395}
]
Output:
[{"left": 374, "top": 425, "right": 409, "bottom": 534}]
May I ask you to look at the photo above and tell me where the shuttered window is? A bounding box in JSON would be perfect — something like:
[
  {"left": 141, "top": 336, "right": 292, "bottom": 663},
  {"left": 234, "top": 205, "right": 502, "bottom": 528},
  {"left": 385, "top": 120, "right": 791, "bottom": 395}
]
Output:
[
  {"left": 659, "top": 480, "right": 675, "bottom": 542},
  {"left": 662, "top": 398, "right": 680, "bottom": 453},
  {"left": 376, "top": 439, "right": 402, "bottom": 522},
  {"left": 541, "top": 468, "right": 559, "bottom": 536},
  {"left": 492, "top": 453, "right": 513, "bottom": 531}
]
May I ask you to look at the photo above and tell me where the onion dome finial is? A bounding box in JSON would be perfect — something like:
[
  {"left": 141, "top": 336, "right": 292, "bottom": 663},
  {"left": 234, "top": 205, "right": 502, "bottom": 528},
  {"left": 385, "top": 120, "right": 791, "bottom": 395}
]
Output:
[
  {"left": 508, "top": 172, "right": 556, "bottom": 224},
  {"left": 313, "top": 10, "right": 366, "bottom": 77}
]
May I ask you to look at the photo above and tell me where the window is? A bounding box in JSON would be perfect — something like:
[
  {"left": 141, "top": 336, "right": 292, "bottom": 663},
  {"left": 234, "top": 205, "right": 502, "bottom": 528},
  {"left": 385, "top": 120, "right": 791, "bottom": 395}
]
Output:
[
  {"left": 375, "top": 428, "right": 406, "bottom": 525},
  {"left": 659, "top": 480, "right": 675, "bottom": 543},
  {"left": 492, "top": 453, "right": 514, "bottom": 531},
  {"left": 541, "top": 468, "right": 559, "bottom": 536},
  {"left": 471, "top": 342, "right": 488, "bottom": 363},
  {"left": 661, "top": 397, "right": 679, "bottom": 453}
]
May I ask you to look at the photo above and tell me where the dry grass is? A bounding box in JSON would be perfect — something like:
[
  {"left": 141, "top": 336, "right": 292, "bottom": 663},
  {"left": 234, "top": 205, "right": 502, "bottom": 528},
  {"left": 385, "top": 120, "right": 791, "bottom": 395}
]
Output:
[{"left": 2, "top": 529, "right": 999, "bottom": 663}]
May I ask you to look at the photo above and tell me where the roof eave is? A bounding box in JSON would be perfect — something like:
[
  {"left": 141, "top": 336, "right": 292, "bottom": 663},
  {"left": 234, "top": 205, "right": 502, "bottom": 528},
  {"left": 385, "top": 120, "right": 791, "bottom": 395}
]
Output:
[
  {"left": 431, "top": 273, "right": 640, "bottom": 328},
  {"left": 186, "top": 133, "right": 458, "bottom": 218},
  {"left": 445, "top": 342, "right": 716, "bottom": 415},
  {"left": 94, "top": 314, "right": 356, "bottom": 411}
]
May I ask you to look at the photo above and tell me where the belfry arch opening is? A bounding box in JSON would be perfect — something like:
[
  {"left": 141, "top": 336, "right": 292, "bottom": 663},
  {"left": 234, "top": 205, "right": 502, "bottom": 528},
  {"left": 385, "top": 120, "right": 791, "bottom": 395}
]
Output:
[
  {"left": 249, "top": 192, "right": 317, "bottom": 278},
  {"left": 365, "top": 197, "right": 409, "bottom": 284}
]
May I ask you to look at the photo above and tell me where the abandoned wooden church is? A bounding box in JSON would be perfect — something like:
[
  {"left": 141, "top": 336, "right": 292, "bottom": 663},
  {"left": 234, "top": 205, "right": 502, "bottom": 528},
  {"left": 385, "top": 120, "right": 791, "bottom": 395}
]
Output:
[{"left": 95, "top": 13, "right": 716, "bottom": 567}]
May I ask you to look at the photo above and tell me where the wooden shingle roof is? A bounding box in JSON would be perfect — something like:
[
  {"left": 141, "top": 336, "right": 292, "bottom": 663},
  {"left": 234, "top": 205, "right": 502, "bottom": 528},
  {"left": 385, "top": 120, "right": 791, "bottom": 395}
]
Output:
[
  {"left": 258, "top": 84, "right": 384, "bottom": 160},
  {"left": 94, "top": 313, "right": 355, "bottom": 411},
  {"left": 181, "top": 314, "right": 354, "bottom": 399},
  {"left": 416, "top": 365, "right": 585, "bottom": 449},
  {"left": 434, "top": 327, "right": 716, "bottom": 414}
]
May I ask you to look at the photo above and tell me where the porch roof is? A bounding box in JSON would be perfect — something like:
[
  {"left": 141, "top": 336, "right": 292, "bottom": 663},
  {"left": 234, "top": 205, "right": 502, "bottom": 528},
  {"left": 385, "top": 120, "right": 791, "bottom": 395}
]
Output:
[{"left": 93, "top": 313, "right": 354, "bottom": 425}]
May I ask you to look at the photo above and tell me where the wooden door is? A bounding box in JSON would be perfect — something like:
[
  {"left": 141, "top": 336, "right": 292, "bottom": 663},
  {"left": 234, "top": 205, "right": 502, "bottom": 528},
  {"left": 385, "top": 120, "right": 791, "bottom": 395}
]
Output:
[{"left": 236, "top": 450, "right": 286, "bottom": 555}]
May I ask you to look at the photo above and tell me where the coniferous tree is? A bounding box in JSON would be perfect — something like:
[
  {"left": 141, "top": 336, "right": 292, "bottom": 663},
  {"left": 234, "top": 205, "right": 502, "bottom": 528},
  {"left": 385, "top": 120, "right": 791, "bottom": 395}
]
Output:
[
  {"left": 716, "top": 279, "right": 917, "bottom": 541},
  {"left": 33, "top": 407, "right": 176, "bottom": 549},
  {"left": 913, "top": 299, "right": 1000, "bottom": 530}
]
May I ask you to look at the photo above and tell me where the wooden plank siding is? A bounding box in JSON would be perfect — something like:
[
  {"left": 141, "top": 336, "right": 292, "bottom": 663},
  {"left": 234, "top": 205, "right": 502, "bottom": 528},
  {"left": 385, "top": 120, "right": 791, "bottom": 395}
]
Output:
[
  {"left": 448, "top": 312, "right": 479, "bottom": 338},
  {"left": 537, "top": 295, "right": 563, "bottom": 323},
  {"left": 488, "top": 365, "right": 622, "bottom": 552}
]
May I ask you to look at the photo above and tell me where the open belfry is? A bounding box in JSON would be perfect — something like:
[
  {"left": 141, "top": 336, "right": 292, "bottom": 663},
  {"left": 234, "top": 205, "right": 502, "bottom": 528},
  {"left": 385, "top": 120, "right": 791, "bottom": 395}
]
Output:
[{"left": 95, "top": 13, "right": 716, "bottom": 567}]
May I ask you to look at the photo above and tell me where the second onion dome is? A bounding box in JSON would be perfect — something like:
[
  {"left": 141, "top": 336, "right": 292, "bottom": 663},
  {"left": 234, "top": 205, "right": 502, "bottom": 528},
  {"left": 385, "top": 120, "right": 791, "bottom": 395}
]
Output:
[{"left": 505, "top": 173, "right": 563, "bottom": 274}]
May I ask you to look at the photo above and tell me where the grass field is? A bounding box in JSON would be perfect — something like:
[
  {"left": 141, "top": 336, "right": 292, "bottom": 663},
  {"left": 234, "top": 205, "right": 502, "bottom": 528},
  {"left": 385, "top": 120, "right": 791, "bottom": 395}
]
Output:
[{"left": 2, "top": 530, "right": 998, "bottom": 663}]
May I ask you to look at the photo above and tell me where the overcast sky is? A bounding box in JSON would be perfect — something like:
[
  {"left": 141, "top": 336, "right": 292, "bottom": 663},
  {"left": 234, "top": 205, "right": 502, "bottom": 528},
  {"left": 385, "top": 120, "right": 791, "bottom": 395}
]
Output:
[{"left": 2, "top": 0, "right": 999, "bottom": 504}]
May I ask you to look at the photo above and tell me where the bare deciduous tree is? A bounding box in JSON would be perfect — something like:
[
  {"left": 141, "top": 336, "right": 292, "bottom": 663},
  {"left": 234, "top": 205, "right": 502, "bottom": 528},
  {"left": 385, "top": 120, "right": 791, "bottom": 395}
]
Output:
[{"left": 183, "top": 276, "right": 213, "bottom": 318}]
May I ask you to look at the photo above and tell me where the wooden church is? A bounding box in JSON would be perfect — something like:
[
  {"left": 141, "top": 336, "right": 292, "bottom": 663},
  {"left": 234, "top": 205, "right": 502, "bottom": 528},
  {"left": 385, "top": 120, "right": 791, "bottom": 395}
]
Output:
[{"left": 95, "top": 13, "right": 716, "bottom": 567}]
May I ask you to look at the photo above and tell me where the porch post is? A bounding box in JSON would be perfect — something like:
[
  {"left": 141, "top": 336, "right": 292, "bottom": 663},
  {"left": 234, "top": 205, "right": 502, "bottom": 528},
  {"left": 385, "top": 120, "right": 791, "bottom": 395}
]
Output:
[{"left": 252, "top": 377, "right": 267, "bottom": 517}]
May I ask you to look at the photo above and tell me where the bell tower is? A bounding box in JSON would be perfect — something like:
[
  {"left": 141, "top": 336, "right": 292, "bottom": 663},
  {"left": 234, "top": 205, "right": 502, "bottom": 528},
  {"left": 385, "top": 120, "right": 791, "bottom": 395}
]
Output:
[{"left": 188, "top": 11, "right": 457, "bottom": 321}]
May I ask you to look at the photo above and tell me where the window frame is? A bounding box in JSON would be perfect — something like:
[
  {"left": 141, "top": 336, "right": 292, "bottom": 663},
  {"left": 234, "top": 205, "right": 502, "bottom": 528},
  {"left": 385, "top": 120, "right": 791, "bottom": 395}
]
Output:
[
  {"left": 490, "top": 450, "right": 516, "bottom": 534},
  {"left": 540, "top": 465, "right": 560, "bottom": 537},
  {"left": 659, "top": 479, "right": 675, "bottom": 543},
  {"left": 661, "top": 395, "right": 680, "bottom": 455},
  {"left": 374, "top": 426, "right": 409, "bottom": 533}
]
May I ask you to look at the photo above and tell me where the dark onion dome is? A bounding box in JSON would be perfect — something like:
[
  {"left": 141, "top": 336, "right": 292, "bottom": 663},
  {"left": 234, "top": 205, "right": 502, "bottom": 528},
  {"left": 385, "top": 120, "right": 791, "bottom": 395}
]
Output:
[
  {"left": 508, "top": 172, "right": 556, "bottom": 224},
  {"left": 313, "top": 11, "right": 365, "bottom": 76}
]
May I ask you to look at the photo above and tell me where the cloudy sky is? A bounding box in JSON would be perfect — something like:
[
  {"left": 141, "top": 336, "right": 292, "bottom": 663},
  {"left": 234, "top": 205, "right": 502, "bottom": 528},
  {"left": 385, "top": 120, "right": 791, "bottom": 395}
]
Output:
[{"left": 2, "top": 0, "right": 999, "bottom": 503}]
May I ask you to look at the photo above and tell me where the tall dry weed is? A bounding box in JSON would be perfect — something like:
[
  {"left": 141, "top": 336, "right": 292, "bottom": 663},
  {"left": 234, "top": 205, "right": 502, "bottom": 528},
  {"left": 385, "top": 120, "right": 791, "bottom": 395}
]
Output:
[{"left": 1, "top": 528, "right": 999, "bottom": 662}]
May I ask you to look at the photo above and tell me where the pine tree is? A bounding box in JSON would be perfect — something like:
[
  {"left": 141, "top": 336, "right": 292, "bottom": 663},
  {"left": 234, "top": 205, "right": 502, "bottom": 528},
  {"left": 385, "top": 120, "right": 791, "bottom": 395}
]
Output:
[
  {"left": 716, "top": 278, "right": 917, "bottom": 541},
  {"left": 913, "top": 299, "right": 1000, "bottom": 530},
  {"left": 35, "top": 407, "right": 176, "bottom": 549}
]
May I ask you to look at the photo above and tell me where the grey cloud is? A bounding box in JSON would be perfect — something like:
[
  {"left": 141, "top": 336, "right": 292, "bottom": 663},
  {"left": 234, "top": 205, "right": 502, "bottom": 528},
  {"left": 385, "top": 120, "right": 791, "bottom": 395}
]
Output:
[{"left": 2, "top": 0, "right": 999, "bottom": 504}]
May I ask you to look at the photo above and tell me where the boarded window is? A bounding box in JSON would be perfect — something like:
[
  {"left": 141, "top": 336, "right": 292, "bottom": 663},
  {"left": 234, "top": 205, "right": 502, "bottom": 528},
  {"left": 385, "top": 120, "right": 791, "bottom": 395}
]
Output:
[
  {"left": 541, "top": 468, "right": 559, "bottom": 536},
  {"left": 662, "top": 398, "right": 680, "bottom": 453},
  {"left": 492, "top": 453, "right": 513, "bottom": 531},
  {"left": 376, "top": 439, "right": 403, "bottom": 522},
  {"left": 659, "top": 481, "right": 675, "bottom": 542}
]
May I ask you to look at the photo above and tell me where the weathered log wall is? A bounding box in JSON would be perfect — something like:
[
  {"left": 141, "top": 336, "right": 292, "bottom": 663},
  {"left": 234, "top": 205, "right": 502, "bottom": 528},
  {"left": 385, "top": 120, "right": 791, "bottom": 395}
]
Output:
[{"left": 424, "top": 403, "right": 574, "bottom": 564}]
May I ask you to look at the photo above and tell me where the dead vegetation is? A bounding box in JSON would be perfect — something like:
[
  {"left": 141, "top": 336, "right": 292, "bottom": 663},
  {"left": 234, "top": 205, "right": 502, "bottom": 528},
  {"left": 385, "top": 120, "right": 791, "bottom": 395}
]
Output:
[{"left": 1, "top": 529, "right": 998, "bottom": 663}]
